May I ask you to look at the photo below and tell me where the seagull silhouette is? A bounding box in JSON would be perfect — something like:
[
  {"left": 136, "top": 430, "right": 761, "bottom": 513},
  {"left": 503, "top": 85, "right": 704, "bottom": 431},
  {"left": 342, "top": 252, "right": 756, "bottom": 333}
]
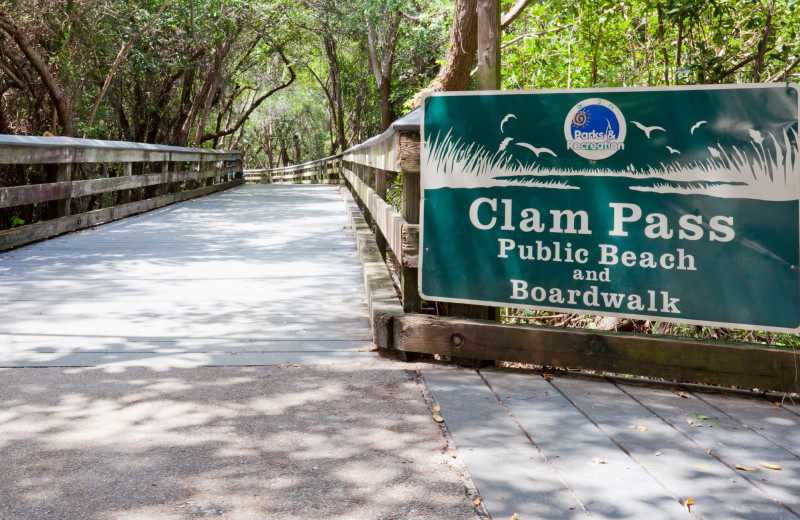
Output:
[
  {"left": 690, "top": 120, "right": 707, "bottom": 135},
  {"left": 500, "top": 114, "right": 517, "bottom": 133},
  {"left": 666, "top": 146, "right": 681, "bottom": 154},
  {"left": 630, "top": 121, "right": 666, "bottom": 138},
  {"left": 516, "top": 142, "right": 556, "bottom": 157},
  {"left": 499, "top": 137, "right": 513, "bottom": 152}
]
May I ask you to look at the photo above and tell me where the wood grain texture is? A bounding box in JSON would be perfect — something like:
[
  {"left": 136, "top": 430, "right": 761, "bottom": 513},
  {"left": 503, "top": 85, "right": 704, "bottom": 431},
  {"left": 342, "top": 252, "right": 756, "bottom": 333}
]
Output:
[
  {"left": 395, "top": 314, "right": 800, "bottom": 393},
  {"left": 0, "top": 168, "right": 224, "bottom": 208},
  {"left": 342, "top": 165, "right": 409, "bottom": 267},
  {"left": 0, "top": 145, "right": 240, "bottom": 164},
  {"left": 397, "top": 132, "right": 420, "bottom": 174}
]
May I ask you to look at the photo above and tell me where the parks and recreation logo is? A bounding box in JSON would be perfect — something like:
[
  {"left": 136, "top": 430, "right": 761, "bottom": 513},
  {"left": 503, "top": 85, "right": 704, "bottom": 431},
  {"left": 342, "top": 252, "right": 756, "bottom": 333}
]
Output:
[{"left": 564, "top": 98, "right": 626, "bottom": 161}]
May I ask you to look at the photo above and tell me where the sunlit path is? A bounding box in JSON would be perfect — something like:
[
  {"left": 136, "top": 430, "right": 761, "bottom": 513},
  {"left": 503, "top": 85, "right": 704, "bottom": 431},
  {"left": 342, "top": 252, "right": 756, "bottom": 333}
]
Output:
[{"left": 0, "top": 184, "right": 376, "bottom": 367}]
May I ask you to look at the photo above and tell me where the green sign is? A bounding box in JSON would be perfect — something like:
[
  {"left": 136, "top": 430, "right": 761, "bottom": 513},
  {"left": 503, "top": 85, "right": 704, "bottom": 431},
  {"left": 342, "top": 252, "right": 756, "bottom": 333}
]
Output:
[{"left": 419, "top": 84, "right": 800, "bottom": 332}]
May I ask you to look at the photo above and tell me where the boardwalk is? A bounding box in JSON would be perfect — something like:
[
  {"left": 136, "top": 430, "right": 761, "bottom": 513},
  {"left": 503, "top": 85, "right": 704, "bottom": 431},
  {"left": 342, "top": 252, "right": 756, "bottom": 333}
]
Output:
[
  {"left": 426, "top": 366, "right": 800, "bottom": 520},
  {"left": 0, "top": 184, "right": 375, "bottom": 367},
  {"left": 2, "top": 183, "right": 800, "bottom": 520}
]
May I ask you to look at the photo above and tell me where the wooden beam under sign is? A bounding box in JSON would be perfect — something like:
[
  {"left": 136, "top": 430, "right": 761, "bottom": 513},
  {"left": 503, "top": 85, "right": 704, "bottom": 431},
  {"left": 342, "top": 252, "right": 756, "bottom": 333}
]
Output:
[{"left": 393, "top": 314, "right": 800, "bottom": 393}]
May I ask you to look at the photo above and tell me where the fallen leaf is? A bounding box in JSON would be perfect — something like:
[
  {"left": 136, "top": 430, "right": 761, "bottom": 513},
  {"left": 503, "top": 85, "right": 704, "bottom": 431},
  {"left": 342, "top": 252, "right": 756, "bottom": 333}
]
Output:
[
  {"left": 509, "top": 515, "right": 519, "bottom": 520},
  {"left": 542, "top": 373, "right": 553, "bottom": 381},
  {"left": 685, "top": 497, "right": 694, "bottom": 512},
  {"left": 691, "top": 414, "right": 710, "bottom": 420},
  {"left": 432, "top": 405, "right": 441, "bottom": 413},
  {"left": 635, "top": 424, "right": 648, "bottom": 431},
  {"left": 743, "top": 424, "right": 749, "bottom": 429},
  {"left": 592, "top": 457, "right": 608, "bottom": 464},
  {"left": 694, "top": 463, "right": 712, "bottom": 469},
  {"left": 473, "top": 497, "right": 482, "bottom": 506},
  {"left": 759, "top": 462, "right": 782, "bottom": 470},
  {"left": 677, "top": 391, "right": 691, "bottom": 399},
  {"left": 432, "top": 414, "right": 444, "bottom": 423},
  {"left": 735, "top": 464, "right": 758, "bottom": 471},
  {"left": 686, "top": 418, "right": 702, "bottom": 427},
  {"left": 775, "top": 401, "right": 782, "bottom": 406},
  {"left": 706, "top": 448, "right": 713, "bottom": 454}
]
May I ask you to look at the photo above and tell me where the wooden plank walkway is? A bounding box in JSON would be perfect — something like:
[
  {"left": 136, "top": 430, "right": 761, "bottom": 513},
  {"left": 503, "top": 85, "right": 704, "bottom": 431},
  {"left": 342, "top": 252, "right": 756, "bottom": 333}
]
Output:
[
  {"left": 424, "top": 366, "right": 800, "bottom": 519},
  {"left": 0, "top": 184, "right": 376, "bottom": 367}
]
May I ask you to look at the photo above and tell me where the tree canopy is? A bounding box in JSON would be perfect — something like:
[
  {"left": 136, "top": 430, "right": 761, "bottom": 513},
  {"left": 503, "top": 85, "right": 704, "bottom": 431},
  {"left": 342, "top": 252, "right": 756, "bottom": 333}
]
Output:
[{"left": 0, "top": 0, "right": 796, "bottom": 167}]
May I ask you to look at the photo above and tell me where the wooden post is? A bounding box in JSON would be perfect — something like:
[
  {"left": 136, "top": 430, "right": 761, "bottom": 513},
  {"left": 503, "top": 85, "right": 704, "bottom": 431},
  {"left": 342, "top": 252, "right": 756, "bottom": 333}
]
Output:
[
  {"left": 375, "top": 168, "right": 387, "bottom": 257},
  {"left": 476, "top": 0, "right": 501, "bottom": 91},
  {"left": 44, "top": 163, "right": 73, "bottom": 219},
  {"left": 122, "top": 162, "right": 132, "bottom": 204},
  {"left": 442, "top": 5, "right": 501, "bottom": 360},
  {"left": 399, "top": 132, "right": 422, "bottom": 314}
]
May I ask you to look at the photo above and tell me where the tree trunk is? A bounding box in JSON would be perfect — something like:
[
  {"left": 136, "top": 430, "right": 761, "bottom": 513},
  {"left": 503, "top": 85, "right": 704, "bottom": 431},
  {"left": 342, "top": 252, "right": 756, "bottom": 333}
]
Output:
[
  {"left": 324, "top": 36, "right": 347, "bottom": 152},
  {"left": 0, "top": 12, "right": 74, "bottom": 135},
  {"left": 754, "top": 0, "right": 774, "bottom": 82}
]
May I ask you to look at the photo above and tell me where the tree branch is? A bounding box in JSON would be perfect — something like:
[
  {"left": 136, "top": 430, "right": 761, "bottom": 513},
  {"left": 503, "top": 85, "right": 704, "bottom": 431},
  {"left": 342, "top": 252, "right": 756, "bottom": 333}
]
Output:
[
  {"left": 767, "top": 55, "right": 800, "bottom": 82},
  {"left": 0, "top": 11, "right": 73, "bottom": 135},
  {"left": 501, "top": 0, "right": 535, "bottom": 30},
  {"left": 200, "top": 48, "right": 296, "bottom": 143},
  {"left": 86, "top": 0, "right": 170, "bottom": 135}
]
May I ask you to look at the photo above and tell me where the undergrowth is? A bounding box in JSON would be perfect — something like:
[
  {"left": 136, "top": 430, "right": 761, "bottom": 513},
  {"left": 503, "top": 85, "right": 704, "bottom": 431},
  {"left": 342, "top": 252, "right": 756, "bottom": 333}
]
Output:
[{"left": 501, "top": 307, "right": 800, "bottom": 348}]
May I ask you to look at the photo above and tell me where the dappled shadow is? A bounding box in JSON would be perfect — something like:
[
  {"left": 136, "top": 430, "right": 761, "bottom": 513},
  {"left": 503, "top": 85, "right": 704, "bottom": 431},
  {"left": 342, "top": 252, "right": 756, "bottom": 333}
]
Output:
[
  {"left": 0, "top": 185, "right": 374, "bottom": 366},
  {"left": 0, "top": 365, "right": 479, "bottom": 520}
]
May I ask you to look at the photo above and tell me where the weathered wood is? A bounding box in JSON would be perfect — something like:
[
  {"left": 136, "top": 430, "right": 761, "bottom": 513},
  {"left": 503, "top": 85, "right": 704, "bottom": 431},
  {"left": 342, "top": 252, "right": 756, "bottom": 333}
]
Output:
[
  {"left": 341, "top": 188, "right": 403, "bottom": 349},
  {"left": 401, "top": 224, "right": 419, "bottom": 268},
  {"left": 397, "top": 132, "right": 420, "bottom": 174},
  {"left": 0, "top": 168, "right": 221, "bottom": 208},
  {"left": 476, "top": 0, "right": 501, "bottom": 90},
  {"left": 0, "top": 135, "right": 239, "bottom": 165},
  {"left": 0, "top": 179, "right": 243, "bottom": 251},
  {"left": 344, "top": 132, "right": 399, "bottom": 172},
  {"left": 342, "top": 165, "right": 410, "bottom": 268},
  {"left": 394, "top": 314, "right": 800, "bottom": 393}
]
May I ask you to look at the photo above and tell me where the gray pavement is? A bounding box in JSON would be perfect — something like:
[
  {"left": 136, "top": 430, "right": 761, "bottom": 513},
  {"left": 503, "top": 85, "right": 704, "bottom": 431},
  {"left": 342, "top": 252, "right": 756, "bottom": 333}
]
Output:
[{"left": 0, "top": 363, "right": 481, "bottom": 520}]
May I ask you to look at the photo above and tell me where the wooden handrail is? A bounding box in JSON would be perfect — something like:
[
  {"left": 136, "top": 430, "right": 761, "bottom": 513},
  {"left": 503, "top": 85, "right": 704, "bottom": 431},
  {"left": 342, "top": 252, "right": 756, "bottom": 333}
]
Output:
[{"left": 0, "top": 135, "right": 243, "bottom": 251}]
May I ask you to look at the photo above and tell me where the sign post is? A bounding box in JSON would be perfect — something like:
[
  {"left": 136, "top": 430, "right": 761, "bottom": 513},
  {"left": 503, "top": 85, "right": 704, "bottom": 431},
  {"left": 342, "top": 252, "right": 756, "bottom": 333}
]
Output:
[{"left": 419, "top": 84, "right": 800, "bottom": 332}]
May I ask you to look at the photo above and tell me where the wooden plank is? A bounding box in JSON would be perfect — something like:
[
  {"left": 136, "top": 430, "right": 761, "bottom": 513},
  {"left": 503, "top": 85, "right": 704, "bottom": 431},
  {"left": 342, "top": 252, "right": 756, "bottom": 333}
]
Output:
[
  {"left": 422, "top": 368, "right": 587, "bottom": 519},
  {"left": 397, "top": 132, "right": 420, "bottom": 174},
  {"left": 401, "top": 223, "right": 419, "bottom": 268},
  {"left": 342, "top": 165, "right": 408, "bottom": 263},
  {"left": 0, "top": 145, "right": 240, "bottom": 165},
  {"left": 344, "top": 132, "right": 399, "bottom": 172},
  {"left": 0, "top": 179, "right": 243, "bottom": 251},
  {"left": 393, "top": 314, "right": 800, "bottom": 393},
  {"left": 693, "top": 391, "right": 800, "bottom": 459},
  {"left": 0, "top": 168, "right": 220, "bottom": 208},
  {"left": 549, "top": 376, "right": 796, "bottom": 519},
  {"left": 481, "top": 371, "right": 690, "bottom": 518},
  {"left": 341, "top": 188, "right": 403, "bottom": 349},
  {"left": 617, "top": 381, "right": 800, "bottom": 515},
  {"left": 476, "top": 0, "right": 501, "bottom": 90}
]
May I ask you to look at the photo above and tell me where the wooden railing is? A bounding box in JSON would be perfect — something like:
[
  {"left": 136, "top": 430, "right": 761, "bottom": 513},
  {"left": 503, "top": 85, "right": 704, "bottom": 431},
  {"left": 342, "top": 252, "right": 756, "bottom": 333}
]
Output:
[
  {"left": 244, "top": 158, "right": 342, "bottom": 184},
  {"left": 0, "top": 135, "right": 242, "bottom": 251},
  {"left": 249, "top": 111, "right": 799, "bottom": 394}
]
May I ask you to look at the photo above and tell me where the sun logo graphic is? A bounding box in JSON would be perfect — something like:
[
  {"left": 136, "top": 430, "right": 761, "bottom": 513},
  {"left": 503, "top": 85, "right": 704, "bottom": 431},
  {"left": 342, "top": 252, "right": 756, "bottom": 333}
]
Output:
[{"left": 564, "top": 98, "right": 626, "bottom": 160}]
